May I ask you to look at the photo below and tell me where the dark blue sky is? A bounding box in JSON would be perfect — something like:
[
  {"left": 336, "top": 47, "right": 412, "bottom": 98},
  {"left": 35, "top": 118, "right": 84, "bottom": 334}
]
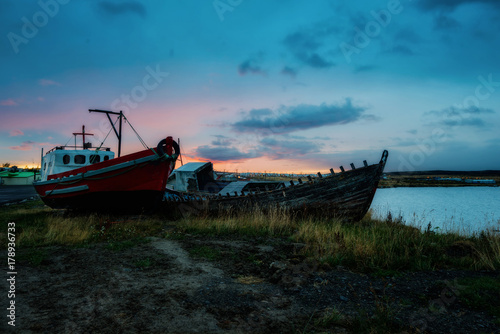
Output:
[{"left": 1, "top": 0, "right": 499, "bottom": 172}]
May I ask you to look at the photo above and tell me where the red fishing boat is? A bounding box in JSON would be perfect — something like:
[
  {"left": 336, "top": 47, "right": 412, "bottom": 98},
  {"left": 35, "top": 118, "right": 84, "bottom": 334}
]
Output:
[{"left": 33, "top": 109, "right": 179, "bottom": 212}]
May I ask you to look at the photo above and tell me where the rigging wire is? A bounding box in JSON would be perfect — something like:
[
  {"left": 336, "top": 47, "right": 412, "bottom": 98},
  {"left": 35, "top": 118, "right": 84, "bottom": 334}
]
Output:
[
  {"left": 177, "top": 137, "right": 184, "bottom": 166},
  {"left": 123, "top": 116, "right": 149, "bottom": 150},
  {"left": 94, "top": 117, "right": 120, "bottom": 153},
  {"left": 63, "top": 135, "right": 73, "bottom": 147}
]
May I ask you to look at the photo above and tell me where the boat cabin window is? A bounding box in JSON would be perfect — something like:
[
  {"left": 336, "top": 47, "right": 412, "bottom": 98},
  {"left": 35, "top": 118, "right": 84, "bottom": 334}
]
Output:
[
  {"left": 104, "top": 155, "right": 110, "bottom": 161},
  {"left": 43, "top": 163, "right": 46, "bottom": 171},
  {"left": 63, "top": 155, "right": 70, "bottom": 164},
  {"left": 74, "top": 155, "right": 86, "bottom": 164},
  {"left": 89, "top": 155, "right": 100, "bottom": 164}
]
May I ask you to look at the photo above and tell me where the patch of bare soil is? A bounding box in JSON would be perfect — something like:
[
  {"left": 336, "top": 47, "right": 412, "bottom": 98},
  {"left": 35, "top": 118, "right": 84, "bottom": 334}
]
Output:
[{"left": 1, "top": 234, "right": 499, "bottom": 333}]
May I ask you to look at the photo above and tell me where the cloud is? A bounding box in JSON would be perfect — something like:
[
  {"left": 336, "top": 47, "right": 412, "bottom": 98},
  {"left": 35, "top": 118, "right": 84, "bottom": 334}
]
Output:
[
  {"left": 231, "top": 99, "right": 369, "bottom": 135},
  {"left": 9, "top": 130, "right": 23, "bottom": 137},
  {"left": 283, "top": 28, "right": 335, "bottom": 69},
  {"left": 247, "top": 108, "right": 272, "bottom": 117},
  {"left": 0, "top": 99, "right": 18, "bottom": 106},
  {"left": 424, "top": 105, "right": 495, "bottom": 128},
  {"left": 392, "top": 141, "right": 500, "bottom": 171},
  {"left": 193, "top": 135, "right": 324, "bottom": 163},
  {"left": 281, "top": 66, "right": 297, "bottom": 78},
  {"left": 38, "top": 79, "right": 60, "bottom": 86},
  {"left": 394, "top": 28, "right": 422, "bottom": 44},
  {"left": 285, "top": 134, "right": 332, "bottom": 141},
  {"left": 433, "top": 13, "right": 461, "bottom": 30},
  {"left": 99, "top": 1, "right": 146, "bottom": 18},
  {"left": 260, "top": 137, "right": 322, "bottom": 159},
  {"left": 211, "top": 135, "right": 235, "bottom": 146},
  {"left": 388, "top": 45, "right": 414, "bottom": 56},
  {"left": 238, "top": 57, "right": 266, "bottom": 76},
  {"left": 417, "top": 0, "right": 500, "bottom": 11},
  {"left": 10, "top": 141, "right": 35, "bottom": 151},
  {"left": 353, "top": 65, "right": 377, "bottom": 73},
  {"left": 194, "top": 145, "right": 258, "bottom": 162}
]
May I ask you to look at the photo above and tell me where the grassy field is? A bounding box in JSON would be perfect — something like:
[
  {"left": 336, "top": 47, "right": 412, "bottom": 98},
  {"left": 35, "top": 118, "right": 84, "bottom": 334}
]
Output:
[
  {"left": 2, "top": 199, "right": 499, "bottom": 332},
  {"left": 2, "top": 199, "right": 499, "bottom": 273}
]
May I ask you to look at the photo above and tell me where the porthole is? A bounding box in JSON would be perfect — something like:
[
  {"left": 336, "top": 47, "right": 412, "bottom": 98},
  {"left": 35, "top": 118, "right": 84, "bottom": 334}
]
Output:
[
  {"left": 89, "top": 155, "right": 100, "bottom": 164},
  {"left": 63, "top": 155, "right": 70, "bottom": 164},
  {"left": 104, "top": 155, "right": 110, "bottom": 161},
  {"left": 74, "top": 155, "right": 86, "bottom": 164}
]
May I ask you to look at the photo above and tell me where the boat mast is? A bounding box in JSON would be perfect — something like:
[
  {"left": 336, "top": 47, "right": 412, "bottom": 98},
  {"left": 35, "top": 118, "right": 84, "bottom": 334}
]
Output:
[
  {"left": 72, "top": 125, "right": 94, "bottom": 149},
  {"left": 89, "top": 109, "right": 123, "bottom": 157}
]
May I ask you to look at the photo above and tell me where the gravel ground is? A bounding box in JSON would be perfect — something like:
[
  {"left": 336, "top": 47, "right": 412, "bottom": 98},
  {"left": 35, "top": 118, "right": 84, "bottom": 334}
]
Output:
[{"left": 1, "top": 233, "right": 499, "bottom": 333}]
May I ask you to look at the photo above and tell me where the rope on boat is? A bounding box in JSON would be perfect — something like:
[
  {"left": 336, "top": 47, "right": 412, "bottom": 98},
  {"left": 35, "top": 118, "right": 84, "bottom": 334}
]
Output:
[
  {"left": 94, "top": 117, "right": 119, "bottom": 154},
  {"left": 123, "top": 116, "right": 150, "bottom": 151}
]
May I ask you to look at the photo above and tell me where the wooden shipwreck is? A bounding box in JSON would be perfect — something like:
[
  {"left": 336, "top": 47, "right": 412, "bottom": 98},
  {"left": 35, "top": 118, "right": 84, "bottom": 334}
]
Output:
[{"left": 162, "top": 150, "right": 389, "bottom": 222}]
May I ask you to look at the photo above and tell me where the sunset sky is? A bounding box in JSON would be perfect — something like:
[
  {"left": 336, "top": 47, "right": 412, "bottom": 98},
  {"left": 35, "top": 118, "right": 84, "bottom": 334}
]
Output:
[{"left": 1, "top": 0, "right": 499, "bottom": 173}]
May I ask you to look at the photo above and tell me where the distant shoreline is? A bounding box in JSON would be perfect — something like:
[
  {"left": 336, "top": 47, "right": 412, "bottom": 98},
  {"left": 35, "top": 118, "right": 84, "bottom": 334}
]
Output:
[
  {"left": 378, "top": 183, "right": 498, "bottom": 188},
  {"left": 379, "top": 171, "right": 499, "bottom": 188}
]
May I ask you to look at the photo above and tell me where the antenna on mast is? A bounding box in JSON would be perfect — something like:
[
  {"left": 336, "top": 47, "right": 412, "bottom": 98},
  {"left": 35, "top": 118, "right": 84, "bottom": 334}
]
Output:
[{"left": 73, "top": 125, "right": 94, "bottom": 149}]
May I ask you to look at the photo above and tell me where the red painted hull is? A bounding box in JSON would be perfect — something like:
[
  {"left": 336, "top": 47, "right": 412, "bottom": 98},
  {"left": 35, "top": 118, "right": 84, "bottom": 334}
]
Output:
[{"left": 33, "top": 148, "right": 176, "bottom": 212}]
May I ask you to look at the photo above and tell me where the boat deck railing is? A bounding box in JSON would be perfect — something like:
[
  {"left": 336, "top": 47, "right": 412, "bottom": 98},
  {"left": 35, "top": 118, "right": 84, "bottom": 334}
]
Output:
[{"left": 46, "top": 145, "right": 112, "bottom": 154}]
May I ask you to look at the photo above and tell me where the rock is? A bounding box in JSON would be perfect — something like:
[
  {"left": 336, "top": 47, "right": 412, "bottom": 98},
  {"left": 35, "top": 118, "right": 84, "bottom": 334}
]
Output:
[
  {"left": 292, "top": 243, "right": 306, "bottom": 251},
  {"left": 257, "top": 245, "right": 274, "bottom": 253},
  {"left": 269, "top": 261, "right": 287, "bottom": 271}
]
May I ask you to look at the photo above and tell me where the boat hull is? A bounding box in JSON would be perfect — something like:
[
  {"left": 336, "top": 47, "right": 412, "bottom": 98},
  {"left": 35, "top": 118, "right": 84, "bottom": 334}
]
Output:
[
  {"left": 162, "top": 150, "right": 388, "bottom": 222},
  {"left": 34, "top": 148, "right": 176, "bottom": 212}
]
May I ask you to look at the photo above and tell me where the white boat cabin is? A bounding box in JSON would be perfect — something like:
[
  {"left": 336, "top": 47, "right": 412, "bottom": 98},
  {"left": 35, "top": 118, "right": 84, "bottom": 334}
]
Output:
[{"left": 40, "top": 146, "right": 114, "bottom": 182}]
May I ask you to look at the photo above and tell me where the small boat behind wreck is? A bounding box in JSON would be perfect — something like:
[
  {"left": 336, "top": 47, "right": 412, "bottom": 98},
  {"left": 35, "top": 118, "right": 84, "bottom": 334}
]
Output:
[{"left": 163, "top": 150, "right": 389, "bottom": 222}]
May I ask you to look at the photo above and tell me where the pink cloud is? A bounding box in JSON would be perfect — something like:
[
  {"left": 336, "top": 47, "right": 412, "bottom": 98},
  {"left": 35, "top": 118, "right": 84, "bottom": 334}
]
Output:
[
  {"left": 38, "top": 79, "right": 61, "bottom": 86},
  {"left": 0, "top": 99, "right": 18, "bottom": 106},
  {"left": 10, "top": 141, "right": 35, "bottom": 151},
  {"left": 10, "top": 129, "right": 24, "bottom": 137}
]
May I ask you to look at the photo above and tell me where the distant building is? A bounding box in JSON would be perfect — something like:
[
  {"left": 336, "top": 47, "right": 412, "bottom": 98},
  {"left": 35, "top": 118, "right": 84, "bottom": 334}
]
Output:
[
  {"left": 433, "top": 177, "right": 463, "bottom": 182},
  {"left": 464, "top": 179, "right": 496, "bottom": 184},
  {"left": 0, "top": 167, "right": 38, "bottom": 185}
]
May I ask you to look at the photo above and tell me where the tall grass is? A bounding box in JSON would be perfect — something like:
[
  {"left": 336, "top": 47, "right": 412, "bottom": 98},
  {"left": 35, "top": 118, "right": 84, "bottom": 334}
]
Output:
[
  {"left": 17, "top": 214, "right": 96, "bottom": 246},
  {"left": 2, "top": 200, "right": 499, "bottom": 271},
  {"left": 179, "top": 205, "right": 296, "bottom": 236},
  {"left": 0, "top": 200, "right": 164, "bottom": 248},
  {"left": 178, "top": 208, "right": 500, "bottom": 272}
]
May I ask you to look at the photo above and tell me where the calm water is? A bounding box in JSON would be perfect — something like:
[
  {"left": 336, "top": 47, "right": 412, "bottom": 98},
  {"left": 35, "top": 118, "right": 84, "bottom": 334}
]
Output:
[{"left": 370, "top": 187, "right": 500, "bottom": 234}]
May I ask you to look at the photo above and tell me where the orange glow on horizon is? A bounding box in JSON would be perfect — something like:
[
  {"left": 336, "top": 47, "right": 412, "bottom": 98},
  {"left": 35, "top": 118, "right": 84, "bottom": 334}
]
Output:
[
  {"left": 181, "top": 154, "right": 334, "bottom": 175},
  {"left": 2, "top": 163, "right": 40, "bottom": 170}
]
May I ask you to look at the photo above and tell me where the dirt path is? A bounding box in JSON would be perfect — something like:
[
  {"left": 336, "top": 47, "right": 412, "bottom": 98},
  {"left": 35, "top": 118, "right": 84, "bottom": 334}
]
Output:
[{"left": 2, "top": 235, "right": 499, "bottom": 333}]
